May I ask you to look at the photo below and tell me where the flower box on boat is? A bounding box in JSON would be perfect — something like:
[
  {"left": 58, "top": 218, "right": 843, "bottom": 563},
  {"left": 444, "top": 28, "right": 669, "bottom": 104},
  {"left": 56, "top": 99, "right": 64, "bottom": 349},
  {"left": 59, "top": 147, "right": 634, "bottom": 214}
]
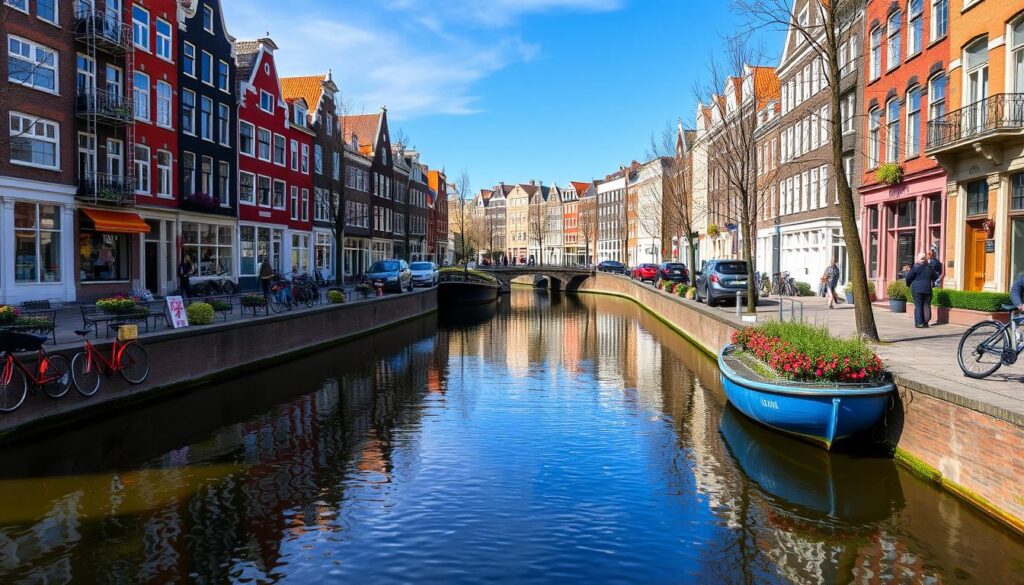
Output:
[{"left": 718, "top": 344, "right": 894, "bottom": 451}]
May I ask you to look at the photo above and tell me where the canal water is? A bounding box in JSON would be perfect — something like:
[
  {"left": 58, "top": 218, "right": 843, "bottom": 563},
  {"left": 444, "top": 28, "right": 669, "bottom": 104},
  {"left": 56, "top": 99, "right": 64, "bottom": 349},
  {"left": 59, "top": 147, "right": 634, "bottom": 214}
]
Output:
[{"left": 0, "top": 290, "right": 1023, "bottom": 584}]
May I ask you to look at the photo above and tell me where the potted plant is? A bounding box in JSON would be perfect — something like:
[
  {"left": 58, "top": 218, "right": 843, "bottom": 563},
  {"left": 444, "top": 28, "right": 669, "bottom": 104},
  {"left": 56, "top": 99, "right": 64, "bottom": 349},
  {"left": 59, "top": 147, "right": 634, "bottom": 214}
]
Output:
[
  {"left": 186, "top": 302, "right": 214, "bottom": 325},
  {"left": 0, "top": 305, "right": 18, "bottom": 325},
  {"left": 355, "top": 282, "right": 375, "bottom": 298},
  {"left": 707, "top": 223, "right": 720, "bottom": 238},
  {"left": 96, "top": 295, "right": 138, "bottom": 315},
  {"left": 240, "top": 293, "right": 266, "bottom": 308},
  {"left": 886, "top": 280, "right": 909, "bottom": 313},
  {"left": 875, "top": 163, "right": 904, "bottom": 185},
  {"left": 327, "top": 289, "right": 346, "bottom": 304}
]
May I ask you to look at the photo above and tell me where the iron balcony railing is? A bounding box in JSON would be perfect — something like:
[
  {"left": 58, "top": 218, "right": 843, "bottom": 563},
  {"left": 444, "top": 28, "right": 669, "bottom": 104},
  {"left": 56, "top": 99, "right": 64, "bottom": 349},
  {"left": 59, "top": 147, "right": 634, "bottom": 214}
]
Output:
[
  {"left": 78, "top": 172, "right": 136, "bottom": 206},
  {"left": 76, "top": 88, "right": 134, "bottom": 125},
  {"left": 73, "top": 6, "right": 133, "bottom": 53},
  {"left": 927, "top": 93, "right": 1024, "bottom": 152}
]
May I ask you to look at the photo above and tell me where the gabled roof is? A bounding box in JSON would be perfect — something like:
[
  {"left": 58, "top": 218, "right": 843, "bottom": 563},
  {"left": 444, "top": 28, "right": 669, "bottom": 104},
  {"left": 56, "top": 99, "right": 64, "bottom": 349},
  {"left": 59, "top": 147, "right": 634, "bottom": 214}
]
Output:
[
  {"left": 341, "top": 113, "right": 382, "bottom": 154},
  {"left": 520, "top": 184, "right": 538, "bottom": 197},
  {"left": 281, "top": 75, "right": 326, "bottom": 115},
  {"left": 570, "top": 181, "right": 590, "bottom": 194},
  {"left": 751, "top": 66, "right": 780, "bottom": 111}
]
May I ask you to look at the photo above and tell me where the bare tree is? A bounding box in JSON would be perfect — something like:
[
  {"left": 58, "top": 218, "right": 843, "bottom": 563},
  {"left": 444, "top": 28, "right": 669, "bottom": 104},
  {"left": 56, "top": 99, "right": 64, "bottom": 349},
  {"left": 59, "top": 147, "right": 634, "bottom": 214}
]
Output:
[
  {"left": 529, "top": 196, "right": 548, "bottom": 265},
  {"left": 733, "top": 0, "right": 878, "bottom": 339},
  {"left": 646, "top": 121, "right": 706, "bottom": 284},
  {"left": 578, "top": 195, "right": 597, "bottom": 266},
  {"left": 330, "top": 99, "right": 375, "bottom": 283},
  {"left": 450, "top": 170, "right": 476, "bottom": 264},
  {"left": 697, "top": 37, "right": 768, "bottom": 312}
]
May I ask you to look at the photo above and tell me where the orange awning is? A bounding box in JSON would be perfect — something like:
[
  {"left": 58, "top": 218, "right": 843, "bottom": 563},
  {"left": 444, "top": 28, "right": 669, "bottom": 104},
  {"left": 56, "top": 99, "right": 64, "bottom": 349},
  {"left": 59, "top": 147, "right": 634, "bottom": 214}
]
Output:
[{"left": 82, "top": 209, "right": 151, "bottom": 234}]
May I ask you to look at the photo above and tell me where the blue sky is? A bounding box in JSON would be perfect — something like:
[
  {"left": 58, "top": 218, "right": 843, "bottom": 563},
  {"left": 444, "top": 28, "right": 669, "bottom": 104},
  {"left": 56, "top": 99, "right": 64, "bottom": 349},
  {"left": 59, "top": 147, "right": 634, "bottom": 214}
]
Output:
[{"left": 223, "top": 0, "right": 783, "bottom": 194}]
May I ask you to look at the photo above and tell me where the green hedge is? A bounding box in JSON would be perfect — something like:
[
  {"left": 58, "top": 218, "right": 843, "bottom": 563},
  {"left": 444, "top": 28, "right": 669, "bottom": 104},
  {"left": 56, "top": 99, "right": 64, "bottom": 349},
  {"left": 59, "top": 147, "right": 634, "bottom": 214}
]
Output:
[
  {"left": 931, "top": 288, "right": 1011, "bottom": 312},
  {"left": 795, "top": 282, "right": 814, "bottom": 297},
  {"left": 328, "top": 290, "right": 346, "bottom": 304}
]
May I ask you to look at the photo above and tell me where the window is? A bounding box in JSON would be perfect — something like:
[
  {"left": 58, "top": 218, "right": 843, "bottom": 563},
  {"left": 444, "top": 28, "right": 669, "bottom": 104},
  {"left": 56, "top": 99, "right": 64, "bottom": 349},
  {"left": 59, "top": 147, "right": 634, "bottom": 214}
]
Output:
[
  {"left": 218, "top": 161, "right": 230, "bottom": 205},
  {"left": 290, "top": 139, "right": 299, "bottom": 171},
  {"left": 14, "top": 202, "right": 61, "bottom": 284},
  {"left": 240, "top": 171, "right": 256, "bottom": 204},
  {"left": 156, "top": 19, "right": 172, "bottom": 60},
  {"left": 301, "top": 189, "right": 310, "bottom": 222},
  {"left": 929, "top": 74, "right": 947, "bottom": 121},
  {"left": 80, "top": 230, "right": 131, "bottom": 282},
  {"left": 105, "top": 64, "right": 121, "bottom": 98},
  {"left": 301, "top": 144, "right": 310, "bottom": 174},
  {"left": 106, "top": 139, "right": 123, "bottom": 178},
  {"left": 4, "top": 0, "right": 27, "bottom": 12},
  {"left": 8, "top": 37, "right": 57, "bottom": 93},
  {"left": 182, "top": 222, "right": 235, "bottom": 279},
  {"left": 37, "top": 0, "right": 57, "bottom": 24},
  {"left": 887, "top": 12, "right": 902, "bottom": 69},
  {"left": 1013, "top": 172, "right": 1024, "bottom": 211},
  {"left": 260, "top": 90, "right": 274, "bottom": 113},
  {"left": 76, "top": 53, "right": 95, "bottom": 96},
  {"left": 183, "top": 152, "right": 196, "bottom": 194},
  {"left": 906, "top": 87, "right": 921, "bottom": 157},
  {"left": 218, "top": 60, "right": 229, "bottom": 92},
  {"left": 9, "top": 112, "right": 59, "bottom": 169},
  {"left": 240, "top": 121, "right": 255, "bottom": 156},
  {"left": 78, "top": 132, "right": 96, "bottom": 181},
  {"left": 273, "top": 134, "right": 286, "bottom": 166},
  {"left": 315, "top": 144, "right": 323, "bottom": 175},
  {"left": 258, "top": 128, "right": 271, "bottom": 161},
  {"left": 931, "top": 0, "right": 947, "bottom": 41},
  {"left": 841, "top": 92, "right": 856, "bottom": 134},
  {"left": 157, "top": 150, "right": 172, "bottom": 197},
  {"left": 908, "top": 0, "right": 923, "bottom": 55},
  {"left": 1014, "top": 18, "right": 1024, "bottom": 94},
  {"left": 182, "top": 89, "right": 195, "bottom": 134},
  {"left": 218, "top": 103, "right": 230, "bottom": 146},
  {"left": 868, "top": 108, "right": 881, "bottom": 168},
  {"left": 201, "top": 51, "right": 213, "bottom": 85},
  {"left": 156, "top": 81, "right": 172, "bottom": 127},
  {"left": 132, "top": 6, "right": 150, "bottom": 51},
  {"left": 133, "top": 71, "right": 149, "bottom": 121},
  {"left": 258, "top": 175, "right": 271, "bottom": 206},
  {"left": 333, "top": 152, "right": 340, "bottom": 181},
  {"left": 886, "top": 100, "right": 901, "bottom": 162},
  {"left": 273, "top": 180, "right": 286, "bottom": 208},
  {"left": 290, "top": 186, "right": 299, "bottom": 220},
  {"left": 843, "top": 155, "right": 854, "bottom": 187},
  {"left": 201, "top": 155, "right": 213, "bottom": 195},
  {"left": 967, "top": 179, "right": 988, "bottom": 216},
  {"left": 294, "top": 103, "right": 307, "bottom": 127},
  {"left": 134, "top": 145, "right": 150, "bottom": 194},
  {"left": 200, "top": 96, "right": 213, "bottom": 141},
  {"left": 202, "top": 5, "right": 214, "bottom": 33},
  {"left": 870, "top": 27, "right": 882, "bottom": 80},
  {"left": 183, "top": 42, "right": 196, "bottom": 77}
]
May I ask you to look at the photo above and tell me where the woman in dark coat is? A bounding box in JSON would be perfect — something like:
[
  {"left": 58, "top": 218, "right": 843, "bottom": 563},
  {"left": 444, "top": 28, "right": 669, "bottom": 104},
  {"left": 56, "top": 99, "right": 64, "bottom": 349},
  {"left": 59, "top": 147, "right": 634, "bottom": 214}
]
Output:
[{"left": 905, "top": 253, "right": 936, "bottom": 328}]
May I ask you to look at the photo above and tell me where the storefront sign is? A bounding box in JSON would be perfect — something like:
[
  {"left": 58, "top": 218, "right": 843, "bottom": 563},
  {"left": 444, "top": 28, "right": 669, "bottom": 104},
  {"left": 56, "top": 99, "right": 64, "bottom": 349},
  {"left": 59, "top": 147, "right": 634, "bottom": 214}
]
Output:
[
  {"left": 166, "top": 296, "right": 189, "bottom": 328},
  {"left": 986, "top": 240, "right": 996, "bottom": 254}
]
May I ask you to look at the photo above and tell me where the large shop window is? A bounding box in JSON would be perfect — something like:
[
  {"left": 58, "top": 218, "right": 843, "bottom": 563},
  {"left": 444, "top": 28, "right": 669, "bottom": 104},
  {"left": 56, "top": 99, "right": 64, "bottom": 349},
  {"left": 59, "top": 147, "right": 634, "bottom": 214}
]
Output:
[
  {"left": 80, "top": 231, "right": 131, "bottom": 282},
  {"left": 315, "top": 232, "right": 333, "bottom": 274},
  {"left": 240, "top": 225, "right": 283, "bottom": 275},
  {"left": 181, "top": 222, "right": 234, "bottom": 277},
  {"left": 291, "top": 233, "right": 310, "bottom": 273},
  {"left": 14, "top": 202, "right": 61, "bottom": 283}
]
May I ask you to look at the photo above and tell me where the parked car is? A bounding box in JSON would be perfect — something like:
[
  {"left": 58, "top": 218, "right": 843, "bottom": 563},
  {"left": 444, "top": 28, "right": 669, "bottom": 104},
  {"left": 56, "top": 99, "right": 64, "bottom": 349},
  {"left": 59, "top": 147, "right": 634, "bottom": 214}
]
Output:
[
  {"left": 598, "top": 260, "right": 628, "bottom": 275},
  {"left": 366, "top": 259, "right": 413, "bottom": 292},
  {"left": 632, "top": 263, "right": 659, "bottom": 283},
  {"left": 410, "top": 261, "right": 439, "bottom": 287},
  {"left": 694, "top": 259, "right": 757, "bottom": 307},
  {"left": 657, "top": 262, "right": 689, "bottom": 284}
]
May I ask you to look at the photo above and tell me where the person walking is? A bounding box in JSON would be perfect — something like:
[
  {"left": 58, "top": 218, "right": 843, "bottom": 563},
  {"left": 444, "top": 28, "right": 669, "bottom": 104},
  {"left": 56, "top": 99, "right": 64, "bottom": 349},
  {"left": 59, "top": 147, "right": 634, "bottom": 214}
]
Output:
[
  {"left": 178, "top": 254, "right": 194, "bottom": 297},
  {"left": 259, "top": 256, "right": 274, "bottom": 303},
  {"left": 822, "top": 259, "right": 841, "bottom": 309},
  {"left": 905, "top": 253, "right": 936, "bottom": 328}
]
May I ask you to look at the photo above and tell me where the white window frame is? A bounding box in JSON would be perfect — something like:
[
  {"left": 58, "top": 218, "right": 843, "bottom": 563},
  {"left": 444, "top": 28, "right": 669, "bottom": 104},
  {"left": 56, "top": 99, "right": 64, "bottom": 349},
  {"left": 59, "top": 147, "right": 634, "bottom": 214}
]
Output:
[
  {"left": 258, "top": 175, "right": 272, "bottom": 207},
  {"left": 289, "top": 139, "right": 299, "bottom": 171},
  {"left": 37, "top": 0, "right": 58, "bottom": 25},
  {"left": 260, "top": 90, "right": 274, "bottom": 113},
  {"left": 133, "top": 71, "right": 150, "bottom": 121},
  {"left": 182, "top": 88, "right": 196, "bottom": 135},
  {"left": 199, "top": 95, "right": 213, "bottom": 141},
  {"left": 202, "top": 5, "right": 214, "bottom": 33},
  {"left": 273, "top": 179, "right": 286, "bottom": 209},
  {"left": 886, "top": 98, "right": 901, "bottom": 162},
  {"left": 183, "top": 151, "right": 196, "bottom": 195},
  {"left": 930, "top": 0, "right": 947, "bottom": 42},
  {"left": 157, "top": 149, "right": 172, "bottom": 198},
  {"left": 218, "top": 60, "right": 229, "bottom": 93},
  {"left": 132, "top": 5, "right": 150, "bottom": 52},
  {"left": 134, "top": 144, "right": 151, "bottom": 195},
  {"left": 156, "top": 80, "right": 172, "bottom": 128},
  {"left": 301, "top": 144, "right": 310, "bottom": 174},
  {"left": 886, "top": 11, "right": 902, "bottom": 70},
  {"left": 290, "top": 186, "right": 300, "bottom": 220},
  {"left": 906, "top": 86, "right": 921, "bottom": 157},
  {"left": 200, "top": 155, "right": 213, "bottom": 195},
  {"left": 106, "top": 138, "right": 123, "bottom": 178},
  {"left": 7, "top": 36, "right": 58, "bottom": 94},
  {"left": 240, "top": 121, "right": 255, "bottom": 157},
  {"left": 870, "top": 27, "right": 882, "bottom": 80},
  {"left": 200, "top": 51, "right": 213, "bottom": 86},
  {"left": 257, "top": 128, "right": 272, "bottom": 161},
  {"left": 273, "top": 133, "right": 286, "bottom": 166},
  {"left": 908, "top": 0, "right": 923, "bottom": 56},
  {"left": 155, "top": 18, "right": 172, "bottom": 61},
  {"left": 239, "top": 171, "right": 256, "bottom": 205},
  {"left": 218, "top": 161, "right": 230, "bottom": 206}
]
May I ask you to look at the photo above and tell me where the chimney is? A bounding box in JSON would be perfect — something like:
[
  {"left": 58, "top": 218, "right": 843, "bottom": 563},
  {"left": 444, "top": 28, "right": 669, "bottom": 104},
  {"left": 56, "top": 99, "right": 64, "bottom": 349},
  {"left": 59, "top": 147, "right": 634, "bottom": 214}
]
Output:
[{"left": 530, "top": 179, "right": 536, "bottom": 186}]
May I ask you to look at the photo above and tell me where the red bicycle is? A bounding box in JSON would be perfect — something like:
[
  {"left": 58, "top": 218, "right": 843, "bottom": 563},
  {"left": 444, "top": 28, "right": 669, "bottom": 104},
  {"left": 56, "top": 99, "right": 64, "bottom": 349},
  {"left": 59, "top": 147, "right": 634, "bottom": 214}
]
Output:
[
  {"left": 70, "top": 326, "right": 150, "bottom": 396},
  {"left": 0, "top": 331, "right": 71, "bottom": 412}
]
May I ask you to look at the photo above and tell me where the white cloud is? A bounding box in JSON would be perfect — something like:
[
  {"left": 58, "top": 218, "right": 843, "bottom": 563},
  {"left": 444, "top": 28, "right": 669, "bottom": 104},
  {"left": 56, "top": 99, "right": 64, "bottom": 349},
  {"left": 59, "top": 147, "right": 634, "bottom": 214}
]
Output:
[{"left": 379, "top": 0, "right": 624, "bottom": 27}]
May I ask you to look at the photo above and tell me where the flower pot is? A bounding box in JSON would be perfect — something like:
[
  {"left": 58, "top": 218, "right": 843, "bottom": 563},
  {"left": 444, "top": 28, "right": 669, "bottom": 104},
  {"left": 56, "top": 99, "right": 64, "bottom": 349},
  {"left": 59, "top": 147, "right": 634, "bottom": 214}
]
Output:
[
  {"left": 888, "top": 299, "right": 907, "bottom": 313},
  {"left": 845, "top": 291, "right": 854, "bottom": 305}
]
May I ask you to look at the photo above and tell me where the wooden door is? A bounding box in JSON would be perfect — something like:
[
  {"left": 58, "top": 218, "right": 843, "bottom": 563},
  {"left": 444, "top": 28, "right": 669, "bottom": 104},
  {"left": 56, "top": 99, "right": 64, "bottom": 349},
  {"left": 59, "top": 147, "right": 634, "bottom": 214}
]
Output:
[{"left": 966, "top": 225, "right": 987, "bottom": 292}]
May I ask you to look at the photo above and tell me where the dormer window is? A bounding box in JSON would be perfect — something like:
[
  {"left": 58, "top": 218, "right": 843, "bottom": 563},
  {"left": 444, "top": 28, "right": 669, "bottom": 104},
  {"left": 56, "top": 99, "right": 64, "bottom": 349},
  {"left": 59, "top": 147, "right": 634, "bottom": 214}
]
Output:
[
  {"left": 294, "top": 104, "right": 307, "bottom": 127},
  {"left": 202, "top": 5, "right": 213, "bottom": 33},
  {"left": 260, "top": 90, "right": 273, "bottom": 113}
]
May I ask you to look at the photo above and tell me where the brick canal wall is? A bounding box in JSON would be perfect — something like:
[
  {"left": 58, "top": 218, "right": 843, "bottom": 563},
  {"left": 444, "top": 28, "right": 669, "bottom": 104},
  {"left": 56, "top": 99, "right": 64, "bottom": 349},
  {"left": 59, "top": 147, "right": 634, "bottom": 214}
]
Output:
[
  {"left": 0, "top": 288, "right": 437, "bottom": 443},
  {"left": 578, "top": 273, "right": 1024, "bottom": 534}
]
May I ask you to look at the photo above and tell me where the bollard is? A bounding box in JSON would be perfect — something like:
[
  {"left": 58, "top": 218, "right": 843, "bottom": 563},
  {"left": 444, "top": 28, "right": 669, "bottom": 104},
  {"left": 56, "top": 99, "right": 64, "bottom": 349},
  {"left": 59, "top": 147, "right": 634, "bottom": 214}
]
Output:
[{"left": 736, "top": 291, "right": 742, "bottom": 317}]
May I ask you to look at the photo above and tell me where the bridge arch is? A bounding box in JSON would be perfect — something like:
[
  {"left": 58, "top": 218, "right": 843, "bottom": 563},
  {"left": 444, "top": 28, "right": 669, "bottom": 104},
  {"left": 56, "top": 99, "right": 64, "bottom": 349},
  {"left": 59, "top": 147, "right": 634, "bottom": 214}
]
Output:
[{"left": 478, "top": 266, "right": 596, "bottom": 294}]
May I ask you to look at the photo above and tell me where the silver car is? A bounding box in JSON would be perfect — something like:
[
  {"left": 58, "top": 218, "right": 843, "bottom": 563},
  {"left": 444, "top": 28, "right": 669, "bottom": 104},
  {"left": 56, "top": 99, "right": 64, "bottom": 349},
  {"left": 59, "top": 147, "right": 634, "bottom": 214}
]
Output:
[{"left": 410, "top": 261, "right": 439, "bottom": 287}]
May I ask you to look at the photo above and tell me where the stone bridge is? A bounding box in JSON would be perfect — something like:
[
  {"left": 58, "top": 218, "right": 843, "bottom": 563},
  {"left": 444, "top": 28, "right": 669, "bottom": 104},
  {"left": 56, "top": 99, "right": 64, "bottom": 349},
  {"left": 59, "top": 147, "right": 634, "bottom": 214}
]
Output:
[{"left": 478, "top": 266, "right": 597, "bottom": 294}]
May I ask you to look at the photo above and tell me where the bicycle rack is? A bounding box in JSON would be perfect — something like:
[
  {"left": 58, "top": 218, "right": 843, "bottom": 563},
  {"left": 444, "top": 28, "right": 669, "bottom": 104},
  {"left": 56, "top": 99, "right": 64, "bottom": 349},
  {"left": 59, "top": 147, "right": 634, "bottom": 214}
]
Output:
[{"left": 777, "top": 297, "right": 804, "bottom": 323}]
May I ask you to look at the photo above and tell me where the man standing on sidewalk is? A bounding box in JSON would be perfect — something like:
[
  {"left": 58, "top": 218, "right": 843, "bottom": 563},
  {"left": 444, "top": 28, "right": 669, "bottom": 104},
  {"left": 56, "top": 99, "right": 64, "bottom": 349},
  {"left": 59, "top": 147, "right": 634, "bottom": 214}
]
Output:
[{"left": 906, "top": 253, "right": 936, "bottom": 328}]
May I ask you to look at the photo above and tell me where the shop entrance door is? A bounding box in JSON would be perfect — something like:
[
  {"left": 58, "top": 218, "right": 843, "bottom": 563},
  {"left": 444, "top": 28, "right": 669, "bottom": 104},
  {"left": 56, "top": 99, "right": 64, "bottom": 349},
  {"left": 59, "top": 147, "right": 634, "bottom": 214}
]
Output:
[
  {"left": 966, "top": 222, "right": 988, "bottom": 292},
  {"left": 145, "top": 242, "right": 158, "bottom": 293}
]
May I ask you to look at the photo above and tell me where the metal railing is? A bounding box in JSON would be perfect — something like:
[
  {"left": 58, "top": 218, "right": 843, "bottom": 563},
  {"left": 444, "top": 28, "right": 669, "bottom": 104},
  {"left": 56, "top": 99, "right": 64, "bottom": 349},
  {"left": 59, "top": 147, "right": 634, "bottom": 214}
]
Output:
[
  {"left": 78, "top": 172, "right": 136, "bottom": 205},
  {"left": 927, "top": 93, "right": 1024, "bottom": 151},
  {"left": 73, "top": 7, "right": 134, "bottom": 53},
  {"left": 776, "top": 297, "right": 804, "bottom": 323},
  {"left": 76, "top": 89, "right": 133, "bottom": 125}
]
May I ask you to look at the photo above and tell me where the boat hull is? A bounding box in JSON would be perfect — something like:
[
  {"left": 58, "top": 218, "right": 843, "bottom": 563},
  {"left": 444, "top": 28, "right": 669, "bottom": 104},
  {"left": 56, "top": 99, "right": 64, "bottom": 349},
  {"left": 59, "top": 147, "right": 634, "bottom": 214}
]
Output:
[
  {"left": 438, "top": 281, "right": 499, "bottom": 306},
  {"left": 718, "top": 345, "right": 892, "bottom": 450}
]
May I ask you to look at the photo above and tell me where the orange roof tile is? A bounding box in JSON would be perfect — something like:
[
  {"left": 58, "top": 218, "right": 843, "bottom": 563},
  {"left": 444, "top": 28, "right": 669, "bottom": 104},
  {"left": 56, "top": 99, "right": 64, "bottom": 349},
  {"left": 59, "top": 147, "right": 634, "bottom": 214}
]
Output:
[
  {"left": 341, "top": 114, "right": 381, "bottom": 150},
  {"left": 570, "top": 181, "right": 591, "bottom": 194},
  {"left": 751, "top": 66, "right": 780, "bottom": 111},
  {"left": 281, "top": 75, "right": 325, "bottom": 114}
]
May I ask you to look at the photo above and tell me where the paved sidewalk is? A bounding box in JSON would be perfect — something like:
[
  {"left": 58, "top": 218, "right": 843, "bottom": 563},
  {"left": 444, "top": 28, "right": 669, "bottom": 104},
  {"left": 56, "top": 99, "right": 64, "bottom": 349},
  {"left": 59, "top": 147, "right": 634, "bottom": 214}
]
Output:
[{"left": 705, "top": 293, "right": 1024, "bottom": 425}]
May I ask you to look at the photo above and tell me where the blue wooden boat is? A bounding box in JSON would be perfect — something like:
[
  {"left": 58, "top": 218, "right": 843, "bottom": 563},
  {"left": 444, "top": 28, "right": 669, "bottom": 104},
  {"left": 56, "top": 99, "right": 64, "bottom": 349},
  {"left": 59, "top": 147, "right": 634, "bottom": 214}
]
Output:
[{"left": 718, "top": 344, "right": 893, "bottom": 450}]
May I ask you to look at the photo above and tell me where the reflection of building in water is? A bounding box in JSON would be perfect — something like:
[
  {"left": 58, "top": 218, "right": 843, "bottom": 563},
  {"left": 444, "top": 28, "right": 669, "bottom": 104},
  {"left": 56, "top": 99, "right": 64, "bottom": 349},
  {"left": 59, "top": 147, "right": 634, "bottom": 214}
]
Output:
[{"left": 505, "top": 295, "right": 531, "bottom": 376}]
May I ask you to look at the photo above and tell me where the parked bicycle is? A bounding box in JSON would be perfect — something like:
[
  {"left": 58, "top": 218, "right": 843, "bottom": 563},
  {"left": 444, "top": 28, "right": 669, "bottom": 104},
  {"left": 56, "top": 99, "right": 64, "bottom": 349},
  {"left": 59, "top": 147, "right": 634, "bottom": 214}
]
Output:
[
  {"left": 191, "top": 269, "right": 237, "bottom": 296},
  {"left": 957, "top": 304, "right": 1024, "bottom": 379},
  {"left": 0, "top": 331, "right": 71, "bottom": 412},
  {"left": 268, "top": 275, "right": 296, "bottom": 313},
  {"left": 771, "top": 271, "right": 797, "bottom": 296},
  {"left": 292, "top": 273, "right": 321, "bottom": 307},
  {"left": 756, "top": 272, "right": 770, "bottom": 298},
  {"left": 70, "top": 325, "right": 151, "bottom": 396}
]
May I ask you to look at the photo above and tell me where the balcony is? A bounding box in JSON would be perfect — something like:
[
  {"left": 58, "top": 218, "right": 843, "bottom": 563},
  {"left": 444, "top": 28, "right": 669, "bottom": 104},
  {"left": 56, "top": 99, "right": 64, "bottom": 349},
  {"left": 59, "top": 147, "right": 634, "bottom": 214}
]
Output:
[
  {"left": 927, "top": 93, "right": 1024, "bottom": 155},
  {"left": 78, "top": 173, "right": 135, "bottom": 206},
  {"left": 73, "top": 7, "right": 133, "bottom": 54},
  {"left": 76, "top": 89, "right": 134, "bottom": 126}
]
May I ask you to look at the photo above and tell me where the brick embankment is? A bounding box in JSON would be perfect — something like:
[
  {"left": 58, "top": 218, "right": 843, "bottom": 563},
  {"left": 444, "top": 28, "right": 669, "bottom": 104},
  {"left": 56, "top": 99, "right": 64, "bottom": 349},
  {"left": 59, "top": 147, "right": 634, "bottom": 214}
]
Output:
[
  {"left": 0, "top": 288, "right": 437, "bottom": 443},
  {"left": 577, "top": 273, "right": 1024, "bottom": 535}
]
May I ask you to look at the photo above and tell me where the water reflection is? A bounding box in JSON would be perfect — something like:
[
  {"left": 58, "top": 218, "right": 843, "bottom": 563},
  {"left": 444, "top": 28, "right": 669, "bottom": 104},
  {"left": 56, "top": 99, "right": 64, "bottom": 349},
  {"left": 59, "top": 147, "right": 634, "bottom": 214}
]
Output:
[{"left": 0, "top": 291, "right": 1021, "bottom": 584}]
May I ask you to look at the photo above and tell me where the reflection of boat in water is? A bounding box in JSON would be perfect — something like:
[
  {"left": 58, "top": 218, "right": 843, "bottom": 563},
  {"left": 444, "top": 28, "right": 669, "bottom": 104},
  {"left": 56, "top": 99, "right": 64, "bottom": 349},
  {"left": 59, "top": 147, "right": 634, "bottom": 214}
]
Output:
[
  {"left": 719, "top": 406, "right": 904, "bottom": 526},
  {"left": 718, "top": 344, "right": 893, "bottom": 450},
  {"left": 438, "top": 298, "right": 499, "bottom": 328}
]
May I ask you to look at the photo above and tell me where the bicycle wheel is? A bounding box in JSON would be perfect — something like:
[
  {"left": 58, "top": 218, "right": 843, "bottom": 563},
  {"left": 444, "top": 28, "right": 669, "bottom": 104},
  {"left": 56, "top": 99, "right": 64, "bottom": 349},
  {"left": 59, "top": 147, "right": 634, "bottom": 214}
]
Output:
[
  {"left": 958, "top": 321, "right": 1008, "bottom": 379},
  {"left": 0, "top": 357, "right": 28, "bottom": 412},
  {"left": 71, "top": 351, "right": 101, "bottom": 397},
  {"left": 304, "top": 286, "right": 316, "bottom": 307},
  {"left": 118, "top": 342, "right": 151, "bottom": 384},
  {"left": 269, "top": 293, "right": 285, "bottom": 314},
  {"left": 222, "top": 280, "right": 237, "bottom": 295},
  {"left": 41, "top": 354, "right": 71, "bottom": 399}
]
